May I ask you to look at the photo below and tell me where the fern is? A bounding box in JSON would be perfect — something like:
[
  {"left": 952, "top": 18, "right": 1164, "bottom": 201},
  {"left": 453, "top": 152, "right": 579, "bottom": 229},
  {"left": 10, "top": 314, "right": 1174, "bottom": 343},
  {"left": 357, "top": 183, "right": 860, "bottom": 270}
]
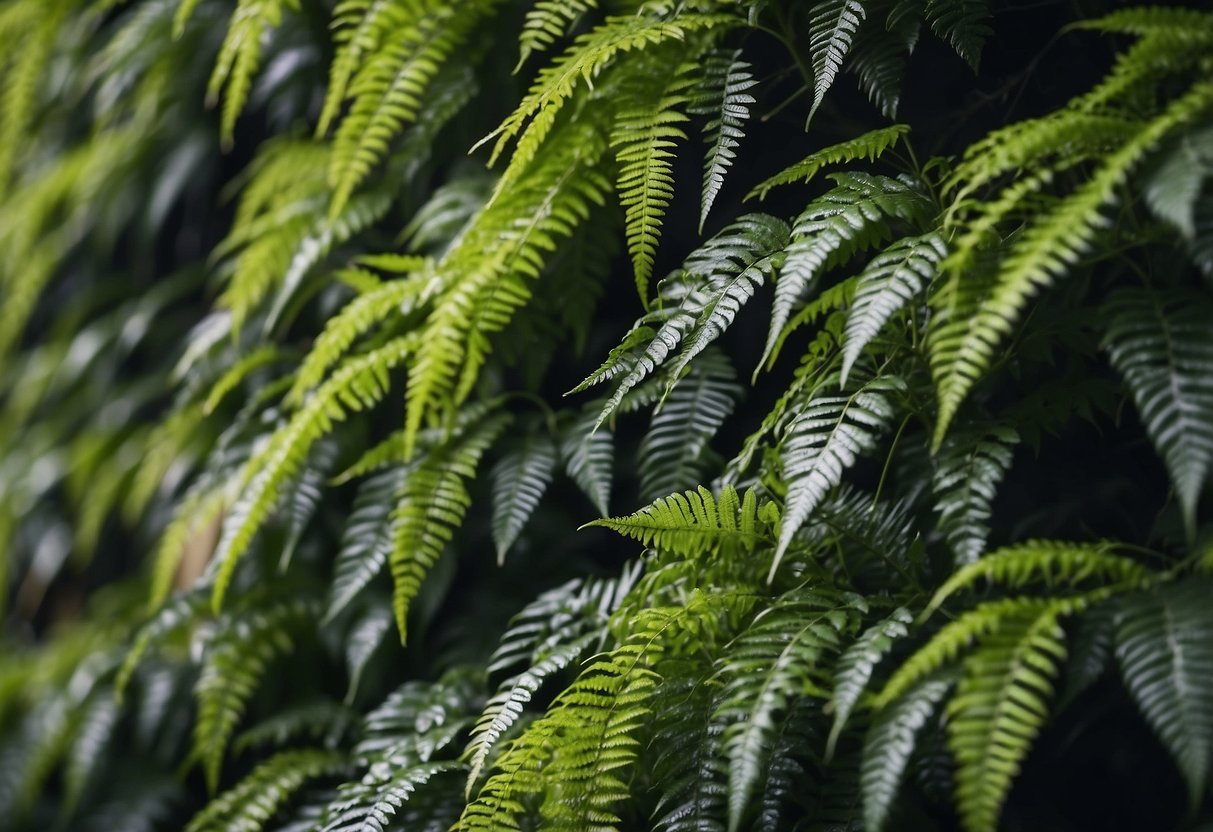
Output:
[
  {"left": 746, "top": 125, "right": 910, "bottom": 202},
  {"left": 517, "top": 0, "right": 598, "bottom": 69},
  {"left": 1116, "top": 579, "right": 1213, "bottom": 807},
  {"left": 807, "top": 0, "right": 866, "bottom": 123},
  {"left": 586, "top": 484, "right": 772, "bottom": 559},
  {"left": 931, "top": 423, "right": 1017, "bottom": 567},
  {"left": 490, "top": 426, "right": 557, "bottom": 563},
  {"left": 560, "top": 406, "right": 616, "bottom": 516},
  {"left": 923, "top": 0, "right": 990, "bottom": 70},
  {"left": 1103, "top": 287, "right": 1213, "bottom": 537},
  {"left": 771, "top": 370, "right": 905, "bottom": 581},
  {"left": 693, "top": 50, "right": 757, "bottom": 232},
  {"left": 185, "top": 748, "right": 348, "bottom": 832},
  {"left": 827, "top": 607, "right": 912, "bottom": 758}
]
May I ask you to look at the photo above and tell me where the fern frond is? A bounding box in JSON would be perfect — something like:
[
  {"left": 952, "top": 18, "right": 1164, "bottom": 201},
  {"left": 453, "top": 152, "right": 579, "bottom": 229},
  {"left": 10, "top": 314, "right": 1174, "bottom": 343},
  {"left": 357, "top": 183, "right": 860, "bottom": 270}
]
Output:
[
  {"left": 206, "top": 0, "right": 299, "bottom": 146},
  {"left": 807, "top": 0, "right": 866, "bottom": 123},
  {"left": 186, "top": 748, "right": 347, "bottom": 832},
  {"left": 390, "top": 411, "right": 510, "bottom": 641},
  {"left": 931, "top": 81, "right": 1213, "bottom": 446},
  {"left": 491, "top": 427, "right": 557, "bottom": 563},
  {"left": 560, "top": 406, "right": 615, "bottom": 516},
  {"left": 517, "top": 0, "right": 598, "bottom": 69},
  {"left": 771, "top": 370, "right": 905, "bottom": 582},
  {"left": 1103, "top": 287, "right": 1213, "bottom": 537},
  {"left": 693, "top": 49, "right": 756, "bottom": 231},
  {"left": 317, "top": 0, "right": 415, "bottom": 136},
  {"left": 746, "top": 125, "right": 910, "bottom": 201},
  {"left": 931, "top": 423, "right": 1017, "bottom": 567},
  {"left": 639, "top": 350, "right": 742, "bottom": 501},
  {"left": 827, "top": 607, "right": 913, "bottom": 759},
  {"left": 212, "top": 338, "right": 413, "bottom": 613},
  {"left": 948, "top": 601, "right": 1067, "bottom": 832},
  {"left": 62, "top": 693, "right": 121, "bottom": 815},
  {"left": 925, "top": 541, "right": 1154, "bottom": 617},
  {"left": 650, "top": 674, "right": 727, "bottom": 832},
  {"left": 0, "top": 3, "right": 65, "bottom": 189},
  {"left": 1143, "top": 126, "right": 1213, "bottom": 238},
  {"left": 194, "top": 598, "right": 320, "bottom": 791},
  {"left": 925, "top": 0, "right": 990, "bottom": 70},
  {"left": 762, "top": 172, "right": 932, "bottom": 370},
  {"left": 613, "top": 58, "right": 697, "bottom": 300},
  {"left": 862, "top": 673, "right": 953, "bottom": 832},
  {"left": 586, "top": 484, "right": 771, "bottom": 559},
  {"left": 326, "top": 470, "right": 401, "bottom": 623},
  {"left": 1116, "top": 579, "right": 1213, "bottom": 807},
  {"left": 713, "top": 588, "right": 863, "bottom": 832},
  {"left": 847, "top": 13, "right": 917, "bottom": 119},
  {"left": 322, "top": 760, "right": 464, "bottom": 832},
  {"left": 841, "top": 230, "right": 945, "bottom": 384},
  {"left": 234, "top": 699, "right": 356, "bottom": 753}
]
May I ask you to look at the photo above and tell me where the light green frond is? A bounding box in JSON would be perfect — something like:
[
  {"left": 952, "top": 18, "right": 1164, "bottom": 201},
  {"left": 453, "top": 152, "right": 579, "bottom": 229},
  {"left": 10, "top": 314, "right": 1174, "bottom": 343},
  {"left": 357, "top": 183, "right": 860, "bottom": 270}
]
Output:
[
  {"left": 807, "top": 0, "right": 866, "bottom": 123},
  {"left": 931, "top": 423, "right": 1017, "bottom": 567},
  {"left": 847, "top": 13, "right": 917, "bottom": 118},
  {"left": 924, "top": 0, "right": 990, "bottom": 70},
  {"left": 693, "top": 49, "right": 757, "bottom": 231},
  {"left": 517, "top": 0, "right": 598, "bottom": 69},
  {"left": 317, "top": 0, "right": 411, "bottom": 136},
  {"left": 1103, "top": 287, "right": 1213, "bottom": 537},
  {"left": 1116, "top": 579, "right": 1213, "bottom": 808},
  {"left": 390, "top": 412, "right": 510, "bottom": 642},
  {"left": 1143, "top": 126, "right": 1213, "bottom": 238},
  {"left": 586, "top": 484, "right": 770, "bottom": 559},
  {"left": 612, "top": 58, "right": 697, "bottom": 300},
  {"left": 771, "top": 370, "right": 905, "bottom": 582},
  {"left": 491, "top": 427, "right": 557, "bottom": 563},
  {"left": 746, "top": 125, "right": 910, "bottom": 202},
  {"left": 841, "top": 231, "right": 945, "bottom": 384},
  {"left": 186, "top": 748, "right": 348, "bottom": 832}
]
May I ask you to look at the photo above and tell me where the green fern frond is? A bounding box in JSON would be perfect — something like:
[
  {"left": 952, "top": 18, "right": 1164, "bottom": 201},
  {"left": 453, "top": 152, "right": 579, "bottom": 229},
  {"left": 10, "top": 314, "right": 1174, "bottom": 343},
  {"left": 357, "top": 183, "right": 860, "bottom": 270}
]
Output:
[
  {"left": 517, "top": 0, "right": 598, "bottom": 69},
  {"left": 560, "top": 406, "right": 615, "bottom": 516},
  {"left": 1103, "top": 287, "right": 1213, "bottom": 538},
  {"left": 586, "top": 484, "right": 771, "bottom": 559},
  {"left": 194, "top": 598, "right": 320, "bottom": 791},
  {"left": 841, "top": 230, "right": 945, "bottom": 384},
  {"left": 925, "top": 541, "right": 1154, "bottom": 618},
  {"left": 116, "top": 589, "right": 210, "bottom": 698},
  {"left": 827, "top": 607, "right": 913, "bottom": 759},
  {"left": 491, "top": 426, "right": 557, "bottom": 563},
  {"left": 0, "top": 2, "right": 66, "bottom": 190},
  {"left": 639, "top": 350, "right": 742, "bottom": 501},
  {"left": 390, "top": 411, "right": 510, "bottom": 641},
  {"left": 924, "top": 0, "right": 990, "bottom": 70},
  {"left": 847, "top": 12, "right": 917, "bottom": 118},
  {"left": 234, "top": 699, "right": 356, "bottom": 753},
  {"left": 713, "top": 588, "right": 863, "bottom": 832},
  {"left": 325, "top": 469, "right": 403, "bottom": 622},
  {"left": 693, "top": 49, "right": 757, "bottom": 231},
  {"left": 322, "top": 760, "right": 464, "bottom": 832},
  {"left": 930, "top": 81, "right": 1213, "bottom": 447},
  {"left": 948, "top": 601, "right": 1067, "bottom": 832},
  {"left": 746, "top": 125, "right": 910, "bottom": 201},
  {"left": 212, "top": 337, "right": 413, "bottom": 613},
  {"left": 317, "top": 0, "right": 415, "bottom": 136},
  {"left": 931, "top": 423, "right": 1017, "bottom": 567},
  {"left": 1116, "top": 579, "right": 1213, "bottom": 808},
  {"left": 612, "top": 58, "right": 697, "bottom": 300},
  {"left": 186, "top": 748, "right": 348, "bottom": 832},
  {"left": 762, "top": 172, "right": 932, "bottom": 370},
  {"left": 62, "top": 693, "right": 121, "bottom": 815},
  {"left": 771, "top": 369, "right": 905, "bottom": 582},
  {"left": 206, "top": 0, "right": 300, "bottom": 146},
  {"left": 807, "top": 0, "right": 866, "bottom": 123},
  {"left": 862, "top": 673, "right": 953, "bottom": 832}
]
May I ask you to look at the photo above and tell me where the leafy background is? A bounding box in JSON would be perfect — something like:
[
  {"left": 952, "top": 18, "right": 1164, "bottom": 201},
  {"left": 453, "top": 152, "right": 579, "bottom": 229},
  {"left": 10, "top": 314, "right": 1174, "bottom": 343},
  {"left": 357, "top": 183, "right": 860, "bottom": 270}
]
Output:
[{"left": 0, "top": 1, "right": 1211, "bottom": 832}]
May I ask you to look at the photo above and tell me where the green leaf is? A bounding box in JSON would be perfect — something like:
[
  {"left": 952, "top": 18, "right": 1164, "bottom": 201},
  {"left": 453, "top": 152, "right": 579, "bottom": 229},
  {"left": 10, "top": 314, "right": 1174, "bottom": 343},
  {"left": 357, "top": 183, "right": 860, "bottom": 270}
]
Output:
[
  {"left": 807, "top": 0, "right": 866, "bottom": 123},
  {"left": 491, "top": 428, "right": 557, "bottom": 563}
]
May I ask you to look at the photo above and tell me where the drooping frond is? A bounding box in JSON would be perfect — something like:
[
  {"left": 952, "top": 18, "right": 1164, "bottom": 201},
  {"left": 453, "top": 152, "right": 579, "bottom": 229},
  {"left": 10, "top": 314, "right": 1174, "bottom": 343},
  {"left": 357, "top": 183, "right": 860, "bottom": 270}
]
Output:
[
  {"left": 925, "top": 541, "right": 1154, "bottom": 617},
  {"left": 1115, "top": 579, "right": 1213, "bottom": 806},
  {"left": 649, "top": 674, "right": 727, "bottom": 832},
  {"left": 762, "top": 172, "right": 932, "bottom": 370},
  {"left": 924, "top": 0, "right": 991, "bottom": 70},
  {"left": 746, "top": 125, "right": 910, "bottom": 201},
  {"left": 841, "top": 231, "right": 945, "bottom": 384},
  {"left": 194, "top": 598, "right": 321, "bottom": 791},
  {"left": 947, "top": 601, "right": 1068, "bottom": 832},
  {"left": 390, "top": 411, "right": 510, "bottom": 641},
  {"left": 326, "top": 468, "right": 405, "bottom": 622},
  {"left": 861, "top": 674, "right": 953, "bottom": 832},
  {"left": 586, "top": 484, "right": 773, "bottom": 559},
  {"left": 807, "top": 0, "right": 866, "bottom": 122},
  {"left": 771, "top": 370, "right": 905, "bottom": 581},
  {"left": 692, "top": 49, "right": 756, "bottom": 232},
  {"left": 211, "top": 337, "right": 413, "bottom": 612},
  {"left": 638, "top": 350, "right": 741, "bottom": 501},
  {"left": 1103, "top": 287, "right": 1213, "bottom": 537},
  {"left": 827, "top": 607, "right": 912, "bottom": 758},
  {"left": 185, "top": 748, "right": 348, "bottom": 832},
  {"left": 931, "top": 423, "right": 1017, "bottom": 566},
  {"left": 204, "top": 0, "right": 299, "bottom": 146},
  {"left": 847, "top": 11, "right": 918, "bottom": 118},
  {"left": 712, "top": 588, "right": 863, "bottom": 832},
  {"left": 490, "top": 426, "right": 557, "bottom": 563},
  {"left": 560, "top": 407, "right": 615, "bottom": 516},
  {"left": 517, "top": 0, "right": 598, "bottom": 69},
  {"left": 612, "top": 57, "right": 697, "bottom": 300}
]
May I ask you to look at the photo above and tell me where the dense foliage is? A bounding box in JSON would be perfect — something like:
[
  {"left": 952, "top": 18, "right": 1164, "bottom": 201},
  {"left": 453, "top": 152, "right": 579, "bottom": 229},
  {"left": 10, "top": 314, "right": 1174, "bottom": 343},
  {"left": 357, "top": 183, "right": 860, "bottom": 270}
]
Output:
[{"left": 2, "top": 1, "right": 1213, "bottom": 831}]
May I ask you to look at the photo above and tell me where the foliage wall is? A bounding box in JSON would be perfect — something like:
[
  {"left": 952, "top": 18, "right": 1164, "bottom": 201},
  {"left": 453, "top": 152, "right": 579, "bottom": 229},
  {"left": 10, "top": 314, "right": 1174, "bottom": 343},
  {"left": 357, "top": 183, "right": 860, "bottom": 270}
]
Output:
[{"left": 1, "top": 1, "right": 1212, "bottom": 831}]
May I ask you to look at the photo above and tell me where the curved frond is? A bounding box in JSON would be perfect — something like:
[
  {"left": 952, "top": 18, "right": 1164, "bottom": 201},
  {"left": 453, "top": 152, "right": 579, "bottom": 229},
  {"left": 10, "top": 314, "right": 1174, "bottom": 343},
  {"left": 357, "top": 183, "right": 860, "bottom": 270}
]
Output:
[
  {"left": 931, "top": 423, "right": 1017, "bottom": 566},
  {"left": 693, "top": 49, "right": 757, "bottom": 231},
  {"left": 746, "top": 125, "right": 910, "bottom": 202},
  {"left": 827, "top": 607, "right": 913, "bottom": 758},
  {"left": 491, "top": 427, "right": 557, "bottom": 563}
]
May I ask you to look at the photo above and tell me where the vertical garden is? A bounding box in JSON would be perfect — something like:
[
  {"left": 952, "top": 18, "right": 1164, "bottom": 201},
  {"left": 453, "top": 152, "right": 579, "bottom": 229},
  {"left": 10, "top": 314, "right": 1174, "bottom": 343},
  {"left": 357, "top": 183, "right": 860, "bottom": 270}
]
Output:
[{"left": 1, "top": 1, "right": 1211, "bottom": 830}]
